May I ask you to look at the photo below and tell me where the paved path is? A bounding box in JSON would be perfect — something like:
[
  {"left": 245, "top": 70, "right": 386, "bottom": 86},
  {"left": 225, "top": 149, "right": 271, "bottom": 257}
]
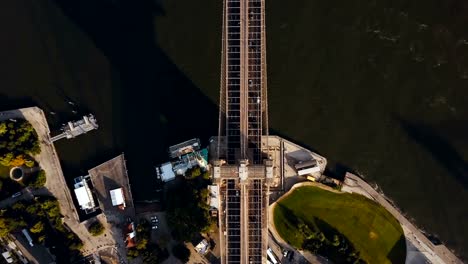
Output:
[{"left": 1, "top": 107, "right": 126, "bottom": 262}]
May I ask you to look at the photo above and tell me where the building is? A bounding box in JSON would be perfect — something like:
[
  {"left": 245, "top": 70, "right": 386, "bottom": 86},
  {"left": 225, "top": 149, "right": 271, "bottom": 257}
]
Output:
[
  {"left": 110, "top": 188, "right": 126, "bottom": 209},
  {"left": 73, "top": 175, "right": 98, "bottom": 214},
  {"left": 124, "top": 222, "right": 137, "bottom": 248},
  {"left": 208, "top": 185, "right": 220, "bottom": 217},
  {"left": 295, "top": 159, "right": 320, "bottom": 176},
  {"left": 11, "top": 232, "right": 56, "bottom": 264},
  {"left": 195, "top": 239, "right": 210, "bottom": 255},
  {"left": 157, "top": 162, "right": 176, "bottom": 182},
  {"left": 168, "top": 138, "right": 201, "bottom": 159},
  {"left": 2, "top": 251, "right": 14, "bottom": 263}
]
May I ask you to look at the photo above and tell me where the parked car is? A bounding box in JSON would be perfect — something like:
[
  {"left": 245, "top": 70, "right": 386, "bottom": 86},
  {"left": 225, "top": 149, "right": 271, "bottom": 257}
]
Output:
[
  {"left": 150, "top": 215, "right": 159, "bottom": 230},
  {"left": 11, "top": 192, "right": 22, "bottom": 198}
]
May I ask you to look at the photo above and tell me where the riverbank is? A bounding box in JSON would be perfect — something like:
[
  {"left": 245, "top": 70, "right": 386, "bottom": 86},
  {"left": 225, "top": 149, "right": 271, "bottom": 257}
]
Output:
[
  {"left": 342, "top": 173, "right": 462, "bottom": 264},
  {"left": 0, "top": 107, "right": 128, "bottom": 261},
  {"left": 270, "top": 182, "right": 406, "bottom": 263}
]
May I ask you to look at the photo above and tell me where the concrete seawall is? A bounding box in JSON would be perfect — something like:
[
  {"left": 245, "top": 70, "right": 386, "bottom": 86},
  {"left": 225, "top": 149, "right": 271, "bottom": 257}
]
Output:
[{"left": 343, "top": 173, "right": 462, "bottom": 264}]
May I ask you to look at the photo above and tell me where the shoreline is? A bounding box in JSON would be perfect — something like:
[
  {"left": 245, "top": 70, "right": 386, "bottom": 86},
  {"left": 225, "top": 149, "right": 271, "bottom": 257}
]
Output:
[
  {"left": 269, "top": 178, "right": 462, "bottom": 264},
  {"left": 342, "top": 173, "right": 462, "bottom": 264}
]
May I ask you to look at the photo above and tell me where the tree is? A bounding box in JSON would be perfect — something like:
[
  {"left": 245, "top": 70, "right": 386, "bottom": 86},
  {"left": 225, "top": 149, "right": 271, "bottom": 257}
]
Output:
[
  {"left": 30, "top": 221, "right": 44, "bottom": 234},
  {"left": 29, "top": 170, "right": 46, "bottom": 188},
  {"left": 40, "top": 199, "right": 61, "bottom": 218},
  {"left": 12, "top": 202, "right": 26, "bottom": 211},
  {"left": 201, "top": 171, "right": 211, "bottom": 180},
  {"left": 172, "top": 243, "right": 190, "bottom": 263},
  {"left": 332, "top": 234, "right": 341, "bottom": 247},
  {"left": 24, "top": 159, "right": 35, "bottom": 168},
  {"left": 136, "top": 238, "right": 148, "bottom": 250},
  {"left": 88, "top": 221, "right": 105, "bottom": 236},
  {"left": 38, "top": 235, "right": 46, "bottom": 243},
  {"left": 127, "top": 248, "right": 139, "bottom": 259},
  {"left": 0, "top": 217, "right": 26, "bottom": 237},
  {"left": 0, "top": 123, "right": 7, "bottom": 135}
]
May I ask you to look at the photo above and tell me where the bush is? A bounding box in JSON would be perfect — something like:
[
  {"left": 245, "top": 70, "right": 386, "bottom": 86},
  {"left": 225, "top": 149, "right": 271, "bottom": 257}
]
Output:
[
  {"left": 0, "top": 120, "right": 40, "bottom": 168},
  {"left": 88, "top": 221, "right": 105, "bottom": 236},
  {"left": 29, "top": 170, "right": 46, "bottom": 188},
  {"left": 172, "top": 243, "right": 190, "bottom": 263},
  {"left": 30, "top": 221, "right": 45, "bottom": 234}
]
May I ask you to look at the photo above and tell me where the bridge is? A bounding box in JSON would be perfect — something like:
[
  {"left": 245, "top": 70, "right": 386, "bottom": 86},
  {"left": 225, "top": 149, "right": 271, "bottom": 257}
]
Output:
[{"left": 212, "top": 0, "right": 273, "bottom": 263}]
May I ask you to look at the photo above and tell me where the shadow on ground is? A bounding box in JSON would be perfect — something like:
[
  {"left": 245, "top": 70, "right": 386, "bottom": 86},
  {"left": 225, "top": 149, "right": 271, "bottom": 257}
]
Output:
[{"left": 387, "top": 234, "right": 407, "bottom": 264}]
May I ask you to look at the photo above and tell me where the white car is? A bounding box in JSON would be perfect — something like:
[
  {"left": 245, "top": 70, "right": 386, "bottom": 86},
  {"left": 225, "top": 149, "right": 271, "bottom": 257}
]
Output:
[{"left": 11, "top": 192, "right": 22, "bottom": 198}]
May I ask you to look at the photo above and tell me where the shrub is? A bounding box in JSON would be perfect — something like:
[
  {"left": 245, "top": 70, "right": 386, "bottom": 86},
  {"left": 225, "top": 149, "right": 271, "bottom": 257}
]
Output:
[
  {"left": 29, "top": 170, "right": 46, "bottom": 188},
  {"left": 30, "top": 221, "right": 45, "bottom": 234},
  {"left": 88, "top": 221, "right": 105, "bottom": 236}
]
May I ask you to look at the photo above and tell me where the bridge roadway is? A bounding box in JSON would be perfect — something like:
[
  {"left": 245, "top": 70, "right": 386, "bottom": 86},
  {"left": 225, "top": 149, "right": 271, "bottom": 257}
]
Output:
[{"left": 216, "top": 0, "right": 269, "bottom": 263}]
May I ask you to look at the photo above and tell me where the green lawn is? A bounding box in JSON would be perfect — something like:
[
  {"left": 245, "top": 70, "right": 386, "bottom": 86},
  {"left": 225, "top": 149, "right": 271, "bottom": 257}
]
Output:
[
  {"left": 0, "top": 165, "right": 10, "bottom": 179},
  {"left": 274, "top": 186, "right": 406, "bottom": 263}
]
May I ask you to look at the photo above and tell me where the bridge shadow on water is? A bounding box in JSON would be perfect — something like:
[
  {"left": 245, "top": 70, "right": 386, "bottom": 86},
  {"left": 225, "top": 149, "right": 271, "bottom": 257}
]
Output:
[
  {"left": 395, "top": 115, "right": 468, "bottom": 189},
  {"left": 47, "top": 0, "right": 219, "bottom": 198}
]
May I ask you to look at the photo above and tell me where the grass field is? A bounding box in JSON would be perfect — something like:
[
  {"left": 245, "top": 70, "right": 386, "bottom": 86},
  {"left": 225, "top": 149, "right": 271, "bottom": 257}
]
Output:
[
  {"left": 0, "top": 165, "right": 10, "bottom": 179},
  {"left": 274, "top": 186, "right": 406, "bottom": 263}
]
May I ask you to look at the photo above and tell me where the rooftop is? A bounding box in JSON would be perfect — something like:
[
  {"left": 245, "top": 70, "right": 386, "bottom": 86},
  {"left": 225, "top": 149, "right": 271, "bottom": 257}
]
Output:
[
  {"left": 88, "top": 154, "right": 136, "bottom": 218},
  {"left": 73, "top": 176, "right": 96, "bottom": 212},
  {"left": 110, "top": 188, "right": 125, "bottom": 207}
]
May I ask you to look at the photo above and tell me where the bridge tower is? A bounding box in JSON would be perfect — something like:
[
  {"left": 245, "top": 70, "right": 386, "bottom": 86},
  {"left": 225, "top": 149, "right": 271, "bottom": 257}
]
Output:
[{"left": 213, "top": 0, "right": 272, "bottom": 263}]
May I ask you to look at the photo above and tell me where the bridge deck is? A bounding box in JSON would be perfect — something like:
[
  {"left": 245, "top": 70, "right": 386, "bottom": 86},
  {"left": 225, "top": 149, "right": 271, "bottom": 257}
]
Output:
[{"left": 217, "top": 0, "right": 269, "bottom": 263}]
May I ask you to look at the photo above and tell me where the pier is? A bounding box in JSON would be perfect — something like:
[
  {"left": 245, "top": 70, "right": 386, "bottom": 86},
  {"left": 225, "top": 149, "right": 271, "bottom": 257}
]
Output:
[{"left": 50, "top": 114, "right": 98, "bottom": 142}]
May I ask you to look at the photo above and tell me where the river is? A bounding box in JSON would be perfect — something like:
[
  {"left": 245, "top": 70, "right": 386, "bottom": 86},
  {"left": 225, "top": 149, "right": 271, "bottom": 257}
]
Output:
[{"left": 0, "top": 0, "right": 467, "bottom": 260}]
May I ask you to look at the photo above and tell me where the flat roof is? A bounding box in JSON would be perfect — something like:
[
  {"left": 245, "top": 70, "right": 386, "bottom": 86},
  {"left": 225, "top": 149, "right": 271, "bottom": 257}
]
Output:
[
  {"left": 74, "top": 186, "right": 94, "bottom": 209},
  {"left": 110, "top": 188, "right": 125, "bottom": 206},
  {"left": 208, "top": 185, "right": 219, "bottom": 209},
  {"left": 297, "top": 166, "right": 321, "bottom": 176},
  {"left": 160, "top": 162, "right": 176, "bottom": 182},
  {"left": 295, "top": 159, "right": 317, "bottom": 170},
  {"left": 88, "top": 154, "right": 136, "bottom": 218}
]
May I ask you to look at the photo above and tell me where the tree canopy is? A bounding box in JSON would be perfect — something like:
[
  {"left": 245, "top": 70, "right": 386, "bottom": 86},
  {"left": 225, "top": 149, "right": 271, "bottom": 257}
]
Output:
[
  {"left": 127, "top": 219, "right": 169, "bottom": 263},
  {"left": 88, "top": 221, "right": 105, "bottom": 236},
  {"left": 26, "top": 169, "right": 46, "bottom": 188},
  {"left": 165, "top": 168, "right": 212, "bottom": 242},
  {"left": 0, "top": 119, "right": 40, "bottom": 167}
]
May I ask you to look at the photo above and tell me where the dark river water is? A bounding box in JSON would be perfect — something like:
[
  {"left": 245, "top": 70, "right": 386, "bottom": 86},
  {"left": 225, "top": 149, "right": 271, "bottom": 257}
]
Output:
[{"left": 0, "top": 0, "right": 467, "bottom": 260}]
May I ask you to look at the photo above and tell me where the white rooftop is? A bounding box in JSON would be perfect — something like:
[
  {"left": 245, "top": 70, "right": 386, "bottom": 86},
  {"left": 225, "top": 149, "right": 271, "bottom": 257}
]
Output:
[
  {"left": 195, "top": 239, "right": 209, "bottom": 255},
  {"left": 2, "top": 251, "right": 13, "bottom": 263},
  {"left": 208, "top": 185, "right": 219, "bottom": 209},
  {"left": 297, "top": 166, "right": 321, "bottom": 176},
  {"left": 74, "top": 186, "right": 94, "bottom": 210},
  {"left": 110, "top": 188, "right": 125, "bottom": 207},
  {"left": 160, "top": 162, "right": 176, "bottom": 182}
]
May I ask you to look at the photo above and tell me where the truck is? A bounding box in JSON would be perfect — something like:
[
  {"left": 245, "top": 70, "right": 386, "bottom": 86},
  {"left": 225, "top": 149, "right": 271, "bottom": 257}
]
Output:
[{"left": 21, "top": 229, "right": 33, "bottom": 247}]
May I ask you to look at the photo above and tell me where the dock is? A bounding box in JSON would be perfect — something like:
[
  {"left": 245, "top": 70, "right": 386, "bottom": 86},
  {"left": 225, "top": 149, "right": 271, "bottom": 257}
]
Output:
[{"left": 50, "top": 114, "right": 98, "bottom": 142}]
